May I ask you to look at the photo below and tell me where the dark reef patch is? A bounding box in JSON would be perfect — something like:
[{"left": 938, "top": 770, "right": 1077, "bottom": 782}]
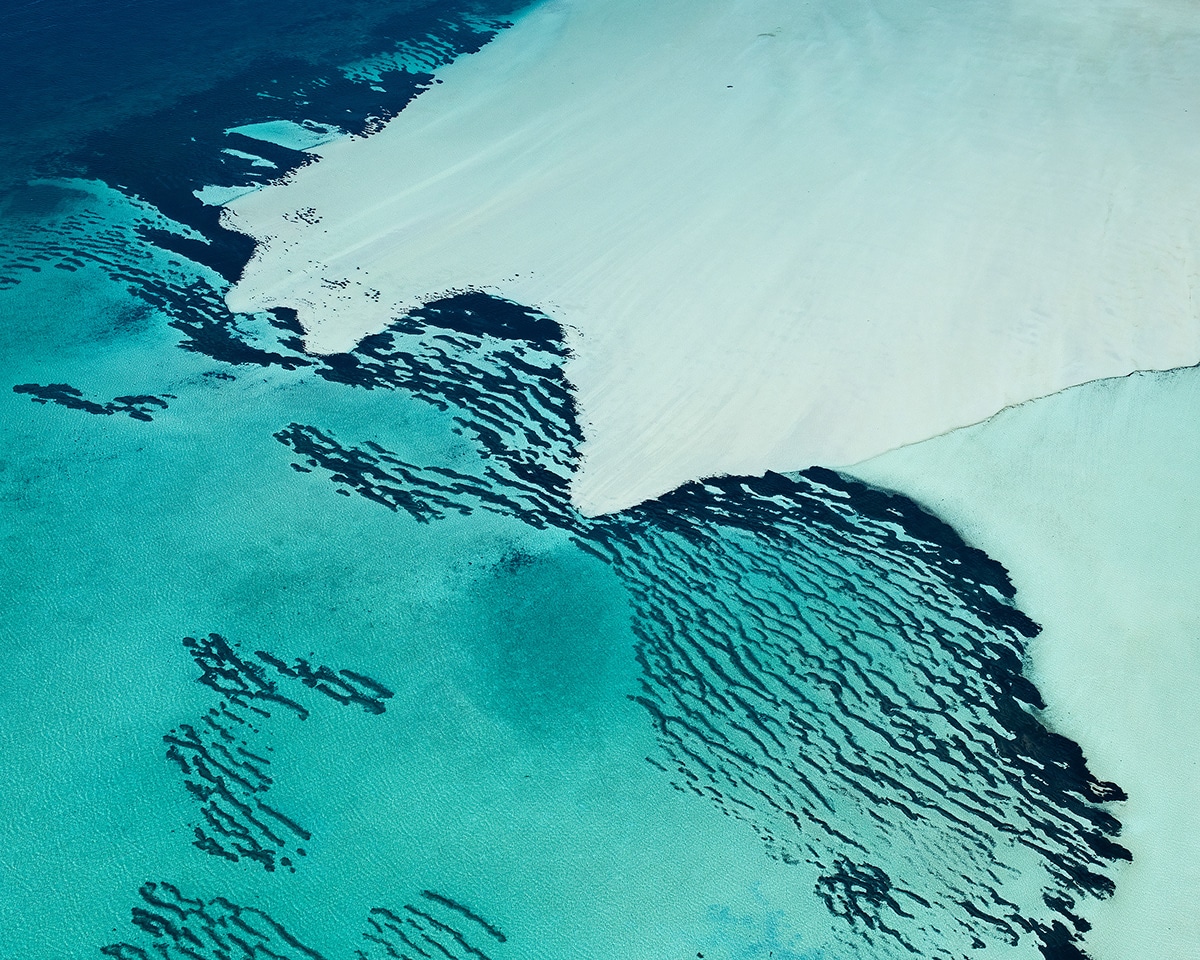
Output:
[
  {"left": 14, "top": 382, "right": 173, "bottom": 421},
  {"left": 165, "top": 633, "right": 392, "bottom": 872},
  {"left": 101, "top": 881, "right": 507, "bottom": 960},
  {"left": 1, "top": 3, "right": 1129, "bottom": 955}
]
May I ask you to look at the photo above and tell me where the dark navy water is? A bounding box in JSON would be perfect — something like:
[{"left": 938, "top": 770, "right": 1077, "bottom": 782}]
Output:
[{"left": 0, "top": 2, "right": 1127, "bottom": 957}]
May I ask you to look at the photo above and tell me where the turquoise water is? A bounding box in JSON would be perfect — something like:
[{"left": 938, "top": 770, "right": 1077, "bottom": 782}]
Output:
[
  {"left": 0, "top": 183, "right": 828, "bottom": 959},
  {"left": 0, "top": 7, "right": 1127, "bottom": 959}
]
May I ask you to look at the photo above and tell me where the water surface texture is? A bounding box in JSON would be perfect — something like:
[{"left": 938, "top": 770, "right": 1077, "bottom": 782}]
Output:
[{"left": 0, "top": 2, "right": 1130, "bottom": 959}]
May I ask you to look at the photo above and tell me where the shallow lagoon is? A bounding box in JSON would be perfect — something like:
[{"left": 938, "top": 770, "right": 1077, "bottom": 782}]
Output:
[{"left": 0, "top": 222, "right": 828, "bottom": 958}]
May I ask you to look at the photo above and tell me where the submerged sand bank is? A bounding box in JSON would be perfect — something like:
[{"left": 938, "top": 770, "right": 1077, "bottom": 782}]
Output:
[
  {"left": 849, "top": 367, "right": 1200, "bottom": 960},
  {"left": 224, "top": 0, "right": 1200, "bottom": 514}
]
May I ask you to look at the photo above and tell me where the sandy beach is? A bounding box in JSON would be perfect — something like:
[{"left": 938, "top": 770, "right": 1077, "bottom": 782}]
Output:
[{"left": 224, "top": 0, "right": 1200, "bottom": 515}]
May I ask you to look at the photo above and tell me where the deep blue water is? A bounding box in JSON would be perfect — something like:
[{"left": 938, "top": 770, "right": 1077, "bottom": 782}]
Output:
[{"left": 0, "top": 2, "right": 1127, "bottom": 958}]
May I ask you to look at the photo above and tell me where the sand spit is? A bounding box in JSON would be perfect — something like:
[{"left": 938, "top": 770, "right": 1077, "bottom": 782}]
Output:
[
  {"left": 849, "top": 367, "right": 1200, "bottom": 960},
  {"left": 223, "top": 0, "right": 1200, "bottom": 515}
]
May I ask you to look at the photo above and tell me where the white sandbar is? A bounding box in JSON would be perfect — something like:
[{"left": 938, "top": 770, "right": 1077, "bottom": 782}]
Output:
[
  {"left": 217, "top": 1, "right": 1200, "bottom": 948},
  {"left": 223, "top": 0, "right": 1200, "bottom": 515},
  {"left": 849, "top": 367, "right": 1200, "bottom": 960}
]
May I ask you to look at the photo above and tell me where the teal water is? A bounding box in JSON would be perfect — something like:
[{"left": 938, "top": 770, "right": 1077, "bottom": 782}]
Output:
[
  {"left": 0, "top": 8, "right": 1128, "bottom": 959},
  {"left": 0, "top": 184, "right": 828, "bottom": 959}
]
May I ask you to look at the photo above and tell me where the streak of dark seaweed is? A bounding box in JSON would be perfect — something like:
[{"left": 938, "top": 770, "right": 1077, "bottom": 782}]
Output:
[
  {"left": 101, "top": 882, "right": 327, "bottom": 960},
  {"left": 101, "top": 882, "right": 507, "bottom": 960},
  {"left": 165, "top": 633, "right": 392, "bottom": 872},
  {"left": 13, "top": 382, "right": 173, "bottom": 420}
]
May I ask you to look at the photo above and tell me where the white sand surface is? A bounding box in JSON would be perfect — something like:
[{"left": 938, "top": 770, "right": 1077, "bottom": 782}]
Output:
[
  {"left": 223, "top": 0, "right": 1200, "bottom": 514},
  {"left": 849, "top": 367, "right": 1200, "bottom": 960},
  {"left": 225, "top": 119, "right": 344, "bottom": 151}
]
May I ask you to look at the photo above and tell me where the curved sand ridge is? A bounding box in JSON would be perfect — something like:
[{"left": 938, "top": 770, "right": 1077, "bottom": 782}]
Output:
[
  {"left": 223, "top": 0, "right": 1200, "bottom": 515},
  {"left": 849, "top": 367, "right": 1200, "bottom": 960}
]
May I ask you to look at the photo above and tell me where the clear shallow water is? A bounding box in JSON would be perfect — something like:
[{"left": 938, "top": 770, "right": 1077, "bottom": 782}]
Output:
[{"left": 0, "top": 3, "right": 1127, "bottom": 959}]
